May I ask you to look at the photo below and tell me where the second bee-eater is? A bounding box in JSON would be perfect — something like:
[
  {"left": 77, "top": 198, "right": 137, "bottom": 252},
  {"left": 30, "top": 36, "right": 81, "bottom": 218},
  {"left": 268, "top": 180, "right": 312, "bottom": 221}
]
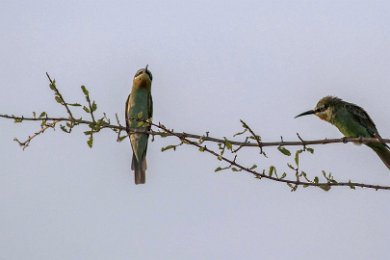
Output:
[
  {"left": 295, "top": 96, "right": 390, "bottom": 170},
  {"left": 125, "top": 65, "right": 153, "bottom": 184}
]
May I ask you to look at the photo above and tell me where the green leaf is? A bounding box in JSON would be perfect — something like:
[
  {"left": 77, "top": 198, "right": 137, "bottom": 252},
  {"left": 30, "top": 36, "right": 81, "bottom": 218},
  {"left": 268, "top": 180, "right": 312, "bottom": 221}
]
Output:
[
  {"left": 49, "top": 82, "right": 56, "bottom": 90},
  {"left": 39, "top": 112, "right": 47, "bottom": 119},
  {"left": 83, "top": 106, "right": 90, "bottom": 113},
  {"left": 81, "top": 85, "right": 89, "bottom": 96},
  {"left": 14, "top": 117, "right": 23, "bottom": 123},
  {"left": 287, "top": 163, "right": 295, "bottom": 170},
  {"left": 280, "top": 172, "right": 287, "bottom": 179},
  {"left": 136, "top": 121, "right": 145, "bottom": 127},
  {"left": 91, "top": 101, "right": 97, "bottom": 112},
  {"left": 319, "top": 184, "right": 331, "bottom": 191},
  {"left": 278, "top": 146, "right": 291, "bottom": 156},
  {"left": 199, "top": 146, "right": 206, "bottom": 152},
  {"left": 249, "top": 164, "right": 257, "bottom": 170},
  {"left": 55, "top": 95, "right": 63, "bottom": 104},
  {"left": 306, "top": 147, "right": 314, "bottom": 154},
  {"left": 60, "top": 125, "right": 70, "bottom": 133},
  {"left": 161, "top": 145, "right": 176, "bottom": 152},
  {"left": 217, "top": 155, "right": 222, "bottom": 161},
  {"left": 231, "top": 167, "right": 239, "bottom": 172},
  {"left": 87, "top": 135, "right": 93, "bottom": 148},
  {"left": 301, "top": 171, "right": 311, "bottom": 182},
  {"left": 268, "top": 165, "right": 276, "bottom": 176},
  {"left": 240, "top": 120, "right": 249, "bottom": 129},
  {"left": 118, "top": 135, "right": 128, "bottom": 142},
  {"left": 224, "top": 138, "right": 233, "bottom": 150},
  {"left": 313, "top": 176, "right": 319, "bottom": 184},
  {"left": 214, "top": 167, "right": 223, "bottom": 172},
  {"left": 294, "top": 150, "right": 301, "bottom": 166}
]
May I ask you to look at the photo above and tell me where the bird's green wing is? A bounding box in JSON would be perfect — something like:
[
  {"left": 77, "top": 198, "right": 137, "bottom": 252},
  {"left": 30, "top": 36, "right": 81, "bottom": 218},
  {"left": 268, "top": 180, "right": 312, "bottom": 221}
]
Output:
[
  {"left": 140, "top": 92, "right": 153, "bottom": 156},
  {"left": 345, "top": 102, "right": 379, "bottom": 136}
]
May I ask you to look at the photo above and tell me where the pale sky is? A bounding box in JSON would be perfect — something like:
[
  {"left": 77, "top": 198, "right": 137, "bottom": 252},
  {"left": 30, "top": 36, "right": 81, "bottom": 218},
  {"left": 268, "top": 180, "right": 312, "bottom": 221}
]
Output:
[{"left": 1, "top": 1, "right": 390, "bottom": 259}]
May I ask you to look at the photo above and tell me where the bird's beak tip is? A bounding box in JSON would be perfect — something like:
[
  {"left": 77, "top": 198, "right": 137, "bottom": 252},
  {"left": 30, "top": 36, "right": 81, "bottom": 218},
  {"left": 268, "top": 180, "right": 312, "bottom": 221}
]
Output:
[{"left": 295, "top": 110, "right": 315, "bottom": 119}]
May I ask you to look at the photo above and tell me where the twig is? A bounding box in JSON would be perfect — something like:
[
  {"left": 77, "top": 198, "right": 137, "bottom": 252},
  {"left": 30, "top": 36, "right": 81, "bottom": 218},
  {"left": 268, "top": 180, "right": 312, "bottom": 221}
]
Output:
[
  {"left": 14, "top": 120, "right": 57, "bottom": 150},
  {"left": 240, "top": 119, "right": 266, "bottom": 156},
  {"left": 4, "top": 75, "right": 390, "bottom": 191},
  {"left": 153, "top": 122, "right": 390, "bottom": 191},
  {"left": 2, "top": 114, "right": 390, "bottom": 147},
  {"left": 46, "top": 73, "right": 74, "bottom": 119}
]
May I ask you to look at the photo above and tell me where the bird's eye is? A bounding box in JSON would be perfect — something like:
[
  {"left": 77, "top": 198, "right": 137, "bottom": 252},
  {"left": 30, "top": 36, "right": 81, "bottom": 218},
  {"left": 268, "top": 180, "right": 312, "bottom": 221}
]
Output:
[{"left": 316, "top": 105, "right": 327, "bottom": 112}]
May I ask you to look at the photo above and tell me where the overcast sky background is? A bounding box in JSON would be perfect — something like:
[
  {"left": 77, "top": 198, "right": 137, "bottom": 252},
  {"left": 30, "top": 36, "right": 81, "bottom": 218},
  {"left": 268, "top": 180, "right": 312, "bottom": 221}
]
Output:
[{"left": 1, "top": 1, "right": 390, "bottom": 259}]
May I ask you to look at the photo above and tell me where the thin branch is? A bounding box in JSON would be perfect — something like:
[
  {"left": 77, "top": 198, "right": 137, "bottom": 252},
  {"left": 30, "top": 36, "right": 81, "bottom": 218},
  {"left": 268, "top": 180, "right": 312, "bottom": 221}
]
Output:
[
  {"left": 14, "top": 120, "right": 58, "bottom": 150},
  {"left": 4, "top": 75, "right": 389, "bottom": 192},
  {"left": 81, "top": 85, "right": 96, "bottom": 123},
  {"left": 240, "top": 119, "right": 266, "bottom": 156},
  {"left": 153, "top": 122, "right": 390, "bottom": 191},
  {"left": 2, "top": 114, "right": 390, "bottom": 147},
  {"left": 46, "top": 73, "right": 74, "bottom": 119}
]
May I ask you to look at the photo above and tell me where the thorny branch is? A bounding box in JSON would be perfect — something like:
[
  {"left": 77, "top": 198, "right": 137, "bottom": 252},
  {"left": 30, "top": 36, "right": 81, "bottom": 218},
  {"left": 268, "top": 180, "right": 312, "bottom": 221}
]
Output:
[{"left": 1, "top": 73, "right": 390, "bottom": 191}]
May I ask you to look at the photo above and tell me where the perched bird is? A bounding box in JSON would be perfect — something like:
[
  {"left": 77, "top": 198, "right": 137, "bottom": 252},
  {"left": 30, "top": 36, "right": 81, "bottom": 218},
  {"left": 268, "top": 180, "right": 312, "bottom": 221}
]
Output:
[
  {"left": 295, "top": 96, "right": 390, "bottom": 170},
  {"left": 125, "top": 65, "right": 153, "bottom": 184}
]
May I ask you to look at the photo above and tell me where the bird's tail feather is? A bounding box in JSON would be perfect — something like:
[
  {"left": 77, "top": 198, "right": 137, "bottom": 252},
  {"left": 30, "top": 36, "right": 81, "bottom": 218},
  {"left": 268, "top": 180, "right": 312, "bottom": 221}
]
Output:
[
  {"left": 370, "top": 144, "right": 390, "bottom": 170},
  {"left": 132, "top": 154, "right": 147, "bottom": 184}
]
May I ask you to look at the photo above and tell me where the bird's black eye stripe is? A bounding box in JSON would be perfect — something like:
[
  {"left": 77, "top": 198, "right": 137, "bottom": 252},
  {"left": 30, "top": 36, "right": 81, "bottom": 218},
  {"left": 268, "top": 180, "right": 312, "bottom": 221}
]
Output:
[{"left": 145, "top": 70, "right": 153, "bottom": 81}]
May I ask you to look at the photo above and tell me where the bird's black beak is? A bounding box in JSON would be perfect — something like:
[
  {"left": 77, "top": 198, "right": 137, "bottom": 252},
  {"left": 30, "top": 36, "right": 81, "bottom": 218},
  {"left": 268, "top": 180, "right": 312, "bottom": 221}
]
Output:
[
  {"left": 145, "top": 64, "right": 149, "bottom": 71},
  {"left": 295, "top": 110, "right": 315, "bottom": 118}
]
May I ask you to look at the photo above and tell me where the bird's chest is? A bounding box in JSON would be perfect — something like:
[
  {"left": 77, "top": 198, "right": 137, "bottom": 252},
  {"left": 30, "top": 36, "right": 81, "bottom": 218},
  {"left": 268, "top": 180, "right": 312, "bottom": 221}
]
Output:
[{"left": 332, "top": 110, "right": 368, "bottom": 137}]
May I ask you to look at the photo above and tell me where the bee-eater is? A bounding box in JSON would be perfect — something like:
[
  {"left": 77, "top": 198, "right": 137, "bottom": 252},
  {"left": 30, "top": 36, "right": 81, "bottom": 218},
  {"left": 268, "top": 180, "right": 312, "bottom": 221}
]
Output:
[
  {"left": 295, "top": 96, "right": 390, "bottom": 170},
  {"left": 125, "top": 65, "right": 153, "bottom": 184}
]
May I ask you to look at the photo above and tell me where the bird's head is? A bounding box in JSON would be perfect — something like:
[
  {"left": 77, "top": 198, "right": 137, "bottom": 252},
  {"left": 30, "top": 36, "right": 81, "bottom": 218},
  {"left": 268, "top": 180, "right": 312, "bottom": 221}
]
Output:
[
  {"left": 133, "top": 65, "right": 153, "bottom": 88},
  {"left": 295, "top": 96, "right": 341, "bottom": 122}
]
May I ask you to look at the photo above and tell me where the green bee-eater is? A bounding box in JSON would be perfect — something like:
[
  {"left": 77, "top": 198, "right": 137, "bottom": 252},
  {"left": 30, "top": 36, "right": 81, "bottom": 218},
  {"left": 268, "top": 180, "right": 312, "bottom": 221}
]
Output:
[
  {"left": 295, "top": 96, "right": 390, "bottom": 170},
  {"left": 125, "top": 65, "right": 153, "bottom": 184}
]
